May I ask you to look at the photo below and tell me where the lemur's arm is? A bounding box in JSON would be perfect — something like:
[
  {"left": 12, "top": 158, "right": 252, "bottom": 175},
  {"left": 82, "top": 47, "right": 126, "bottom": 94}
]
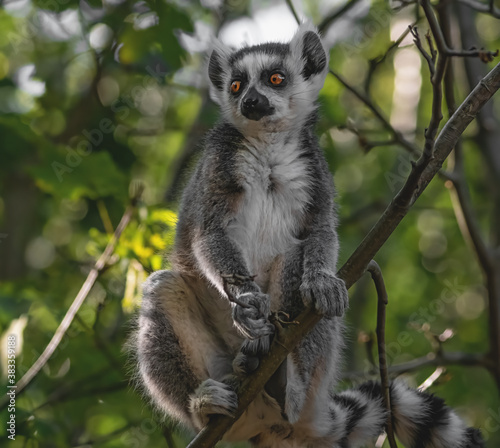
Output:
[
  {"left": 193, "top": 199, "right": 257, "bottom": 297},
  {"left": 299, "top": 155, "right": 349, "bottom": 318},
  {"left": 189, "top": 139, "right": 274, "bottom": 339}
]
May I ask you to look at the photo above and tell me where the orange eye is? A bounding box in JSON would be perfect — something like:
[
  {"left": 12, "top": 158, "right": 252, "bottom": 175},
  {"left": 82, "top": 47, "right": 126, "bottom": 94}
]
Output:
[
  {"left": 231, "top": 80, "right": 241, "bottom": 93},
  {"left": 270, "top": 73, "right": 285, "bottom": 85}
]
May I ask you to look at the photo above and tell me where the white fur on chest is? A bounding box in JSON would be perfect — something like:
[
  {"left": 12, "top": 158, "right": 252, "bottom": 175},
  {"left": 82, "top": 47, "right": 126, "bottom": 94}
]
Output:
[{"left": 227, "top": 134, "right": 311, "bottom": 289}]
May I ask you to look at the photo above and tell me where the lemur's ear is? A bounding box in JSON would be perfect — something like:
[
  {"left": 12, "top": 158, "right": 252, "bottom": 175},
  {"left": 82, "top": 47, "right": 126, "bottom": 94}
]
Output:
[
  {"left": 207, "top": 40, "right": 231, "bottom": 105},
  {"left": 208, "top": 49, "right": 225, "bottom": 90},
  {"left": 290, "top": 24, "right": 328, "bottom": 80}
]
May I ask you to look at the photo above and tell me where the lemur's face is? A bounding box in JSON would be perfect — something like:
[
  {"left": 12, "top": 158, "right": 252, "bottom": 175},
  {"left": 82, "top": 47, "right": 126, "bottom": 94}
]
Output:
[{"left": 208, "top": 26, "right": 329, "bottom": 135}]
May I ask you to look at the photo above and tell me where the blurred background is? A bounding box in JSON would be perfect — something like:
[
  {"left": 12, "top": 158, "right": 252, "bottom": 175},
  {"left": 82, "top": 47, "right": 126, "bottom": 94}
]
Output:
[{"left": 1, "top": 0, "right": 500, "bottom": 446}]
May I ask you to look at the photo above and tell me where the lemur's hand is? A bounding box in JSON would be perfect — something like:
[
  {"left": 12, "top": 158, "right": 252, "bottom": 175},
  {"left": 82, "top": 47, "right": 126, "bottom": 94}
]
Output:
[
  {"left": 300, "top": 271, "right": 348, "bottom": 318},
  {"left": 232, "top": 291, "right": 274, "bottom": 340}
]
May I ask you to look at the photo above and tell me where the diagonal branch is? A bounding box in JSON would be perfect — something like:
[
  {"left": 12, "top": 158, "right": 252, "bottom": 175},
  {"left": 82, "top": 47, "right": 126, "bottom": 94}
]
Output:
[{"left": 339, "top": 59, "right": 500, "bottom": 288}]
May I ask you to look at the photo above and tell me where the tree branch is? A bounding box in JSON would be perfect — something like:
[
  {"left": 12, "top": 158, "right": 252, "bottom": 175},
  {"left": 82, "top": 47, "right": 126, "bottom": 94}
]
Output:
[
  {"left": 367, "top": 261, "right": 398, "bottom": 448},
  {"left": 338, "top": 59, "right": 500, "bottom": 288},
  {"left": 344, "top": 350, "right": 490, "bottom": 381},
  {"left": 458, "top": 0, "right": 500, "bottom": 18}
]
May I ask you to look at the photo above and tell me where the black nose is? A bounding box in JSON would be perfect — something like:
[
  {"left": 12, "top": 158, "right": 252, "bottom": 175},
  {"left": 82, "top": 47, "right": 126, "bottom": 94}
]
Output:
[
  {"left": 243, "top": 94, "right": 259, "bottom": 107},
  {"left": 241, "top": 87, "right": 274, "bottom": 121}
]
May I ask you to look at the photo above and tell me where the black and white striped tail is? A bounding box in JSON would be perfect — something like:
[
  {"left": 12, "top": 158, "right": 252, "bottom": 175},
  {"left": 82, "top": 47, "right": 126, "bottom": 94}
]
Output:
[{"left": 330, "top": 381, "right": 484, "bottom": 448}]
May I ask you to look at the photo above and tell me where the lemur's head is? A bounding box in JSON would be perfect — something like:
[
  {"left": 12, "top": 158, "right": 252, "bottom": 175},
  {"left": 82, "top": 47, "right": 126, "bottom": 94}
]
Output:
[{"left": 208, "top": 24, "right": 329, "bottom": 135}]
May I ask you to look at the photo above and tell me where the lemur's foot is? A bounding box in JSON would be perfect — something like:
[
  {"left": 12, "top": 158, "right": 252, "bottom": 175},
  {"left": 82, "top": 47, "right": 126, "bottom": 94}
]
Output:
[
  {"left": 233, "top": 335, "right": 272, "bottom": 375},
  {"left": 232, "top": 292, "right": 274, "bottom": 340},
  {"left": 233, "top": 351, "right": 259, "bottom": 376},
  {"left": 189, "top": 379, "right": 238, "bottom": 428},
  {"left": 300, "top": 272, "right": 349, "bottom": 318}
]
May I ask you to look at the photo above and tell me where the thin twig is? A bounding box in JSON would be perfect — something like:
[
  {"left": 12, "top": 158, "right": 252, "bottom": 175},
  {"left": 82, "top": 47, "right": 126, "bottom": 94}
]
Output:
[
  {"left": 0, "top": 187, "right": 143, "bottom": 409},
  {"left": 421, "top": 0, "right": 498, "bottom": 60},
  {"left": 344, "top": 351, "right": 490, "bottom": 380},
  {"left": 367, "top": 261, "right": 398, "bottom": 448},
  {"left": 418, "top": 366, "right": 446, "bottom": 391},
  {"left": 365, "top": 20, "right": 419, "bottom": 93},
  {"left": 410, "top": 26, "right": 436, "bottom": 76},
  {"left": 417, "top": 1, "right": 447, "bottom": 162},
  {"left": 330, "top": 69, "right": 422, "bottom": 158}
]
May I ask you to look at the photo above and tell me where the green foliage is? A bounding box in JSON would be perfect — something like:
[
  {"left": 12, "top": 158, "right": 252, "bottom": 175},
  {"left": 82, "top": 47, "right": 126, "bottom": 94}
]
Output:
[{"left": 0, "top": 1, "right": 498, "bottom": 447}]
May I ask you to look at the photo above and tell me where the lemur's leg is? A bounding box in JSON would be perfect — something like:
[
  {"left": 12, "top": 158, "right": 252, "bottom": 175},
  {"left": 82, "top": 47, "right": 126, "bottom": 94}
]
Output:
[
  {"left": 135, "top": 270, "right": 237, "bottom": 430},
  {"left": 236, "top": 246, "right": 344, "bottom": 427},
  {"left": 278, "top": 246, "right": 345, "bottom": 427}
]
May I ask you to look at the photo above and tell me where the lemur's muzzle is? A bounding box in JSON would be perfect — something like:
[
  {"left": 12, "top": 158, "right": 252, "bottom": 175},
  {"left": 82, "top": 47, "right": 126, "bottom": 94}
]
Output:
[{"left": 241, "top": 87, "right": 275, "bottom": 121}]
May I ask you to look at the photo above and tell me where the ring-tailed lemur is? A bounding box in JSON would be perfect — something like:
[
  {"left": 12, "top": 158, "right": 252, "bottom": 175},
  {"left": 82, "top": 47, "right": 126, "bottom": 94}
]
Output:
[{"left": 131, "top": 24, "right": 484, "bottom": 448}]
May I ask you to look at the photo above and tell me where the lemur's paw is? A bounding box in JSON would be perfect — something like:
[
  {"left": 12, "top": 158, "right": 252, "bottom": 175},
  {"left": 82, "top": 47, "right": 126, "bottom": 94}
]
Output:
[
  {"left": 241, "top": 334, "right": 272, "bottom": 355},
  {"left": 189, "top": 379, "right": 238, "bottom": 428},
  {"left": 300, "top": 272, "right": 349, "bottom": 318},
  {"left": 232, "top": 334, "right": 272, "bottom": 375},
  {"left": 233, "top": 351, "right": 260, "bottom": 376},
  {"left": 232, "top": 292, "right": 274, "bottom": 340}
]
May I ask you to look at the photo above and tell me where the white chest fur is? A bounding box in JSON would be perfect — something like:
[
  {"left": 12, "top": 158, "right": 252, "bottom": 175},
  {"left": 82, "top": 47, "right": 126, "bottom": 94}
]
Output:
[{"left": 227, "top": 134, "right": 311, "bottom": 289}]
